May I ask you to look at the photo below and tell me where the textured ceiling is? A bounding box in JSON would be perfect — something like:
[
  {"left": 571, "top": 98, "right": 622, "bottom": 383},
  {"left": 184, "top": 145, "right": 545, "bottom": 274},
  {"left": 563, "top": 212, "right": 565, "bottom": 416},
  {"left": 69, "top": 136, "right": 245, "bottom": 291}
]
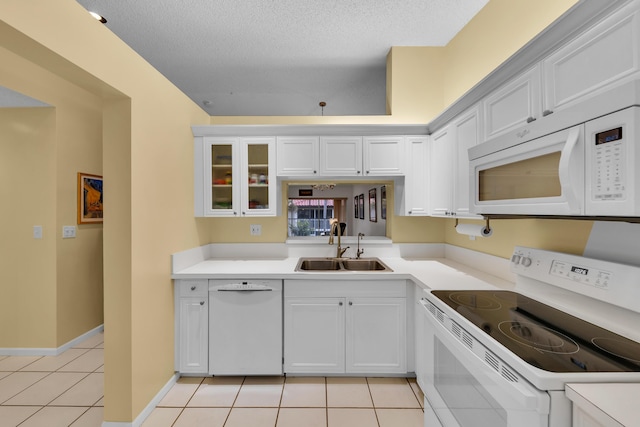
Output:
[{"left": 75, "top": 0, "right": 488, "bottom": 116}]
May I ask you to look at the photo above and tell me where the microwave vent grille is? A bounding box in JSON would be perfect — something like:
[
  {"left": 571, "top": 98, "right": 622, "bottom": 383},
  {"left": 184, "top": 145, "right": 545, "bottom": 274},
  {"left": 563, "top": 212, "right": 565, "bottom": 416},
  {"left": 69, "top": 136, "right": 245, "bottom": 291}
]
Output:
[{"left": 436, "top": 309, "right": 445, "bottom": 324}]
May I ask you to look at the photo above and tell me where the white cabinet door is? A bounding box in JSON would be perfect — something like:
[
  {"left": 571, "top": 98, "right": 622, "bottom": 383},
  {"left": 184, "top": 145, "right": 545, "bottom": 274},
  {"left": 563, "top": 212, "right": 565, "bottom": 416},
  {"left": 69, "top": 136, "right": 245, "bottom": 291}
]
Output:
[
  {"left": 201, "top": 136, "right": 240, "bottom": 217},
  {"left": 319, "top": 136, "right": 363, "bottom": 176},
  {"left": 240, "top": 137, "right": 276, "bottom": 216},
  {"left": 276, "top": 136, "right": 319, "bottom": 176},
  {"left": 429, "top": 126, "right": 454, "bottom": 216},
  {"left": 346, "top": 297, "right": 406, "bottom": 373},
  {"left": 363, "top": 136, "right": 404, "bottom": 176},
  {"left": 543, "top": 1, "right": 640, "bottom": 115},
  {"left": 452, "top": 106, "right": 482, "bottom": 218},
  {"left": 284, "top": 297, "right": 345, "bottom": 373},
  {"left": 402, "top": 136, "right": 430, "bottom": 216},
  {"left": 483, "top": 65, "right": 542, "bottom": 141},
  {"left": 178, "top": 297, "right": 209, "bottom": 374}
]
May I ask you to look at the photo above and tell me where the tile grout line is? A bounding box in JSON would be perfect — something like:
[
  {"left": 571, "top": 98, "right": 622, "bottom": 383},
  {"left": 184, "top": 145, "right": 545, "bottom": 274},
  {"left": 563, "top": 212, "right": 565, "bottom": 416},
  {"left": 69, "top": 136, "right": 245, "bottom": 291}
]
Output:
[
  {"left": 325, "top": 376, "right": 329, "bottom": 427},
  {"left": 365, "top": 377, "right": 382, "bottom": 427},
  {"left": 169, "top": 376, "right": 205, "bottom": 427}
]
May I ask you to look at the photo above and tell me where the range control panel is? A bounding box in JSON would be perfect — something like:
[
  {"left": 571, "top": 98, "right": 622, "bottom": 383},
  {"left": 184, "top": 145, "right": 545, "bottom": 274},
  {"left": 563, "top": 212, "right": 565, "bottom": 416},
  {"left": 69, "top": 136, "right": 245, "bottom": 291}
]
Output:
[
  {"left": 549, "top": 260, "right": 611, "bottom": 289},
  {"left": 509, "top": 246, "right": 640, "bottom": 315}
]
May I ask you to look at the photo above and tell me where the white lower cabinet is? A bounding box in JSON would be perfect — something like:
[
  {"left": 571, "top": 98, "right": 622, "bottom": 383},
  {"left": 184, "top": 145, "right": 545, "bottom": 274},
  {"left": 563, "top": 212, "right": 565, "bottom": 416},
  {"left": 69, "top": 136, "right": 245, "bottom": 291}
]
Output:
[
  {"left": 346, "top": 297, "right": 406, "bottom": 373},
  {"left": 284, "top": 280, "right": 407, "bottom": 375},
  {"left": 175, "top": 280, "right": 209, "bottom": 374},
  {"left": 284, "top": 297, "right": 346, "bottom": 373}
]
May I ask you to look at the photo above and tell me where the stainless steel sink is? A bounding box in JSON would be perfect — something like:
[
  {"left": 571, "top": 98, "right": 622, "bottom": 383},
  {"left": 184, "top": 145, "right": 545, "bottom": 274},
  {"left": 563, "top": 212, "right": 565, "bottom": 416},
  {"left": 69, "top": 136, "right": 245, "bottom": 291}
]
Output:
[
  {"left": 295, "top": 257, "right": 392, "bottom": 272},
  {"left": 297, "top": 259, "right": 342, "bottom": 271},
  {"left": 341, "top": 259, "right": 388, "bottom": 271}
]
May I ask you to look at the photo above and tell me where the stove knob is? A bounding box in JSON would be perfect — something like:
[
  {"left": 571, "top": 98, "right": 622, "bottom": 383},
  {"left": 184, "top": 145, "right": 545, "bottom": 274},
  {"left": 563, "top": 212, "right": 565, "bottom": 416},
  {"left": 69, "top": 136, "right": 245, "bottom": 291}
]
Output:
[
  {"left": 520, "top": 257, "right": 532, "bottom": 267},
  {"left": 511, "top": 255, "right": 521, "bottom": 264}
]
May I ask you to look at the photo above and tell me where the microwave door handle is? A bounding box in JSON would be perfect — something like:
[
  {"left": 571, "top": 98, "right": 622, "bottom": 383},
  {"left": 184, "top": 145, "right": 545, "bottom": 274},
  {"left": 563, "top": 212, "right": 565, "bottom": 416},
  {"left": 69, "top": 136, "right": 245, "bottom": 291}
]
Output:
[{"left": 558, "top": 126, "right": 583, "bottom": 214}]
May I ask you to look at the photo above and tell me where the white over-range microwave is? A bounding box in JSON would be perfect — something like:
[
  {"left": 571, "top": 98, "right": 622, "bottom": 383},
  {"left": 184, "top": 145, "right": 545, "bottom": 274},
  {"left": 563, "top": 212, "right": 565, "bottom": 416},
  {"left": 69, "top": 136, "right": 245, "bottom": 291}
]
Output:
[{"left": 469, "top": 106, "right": 640, "bottom": 217}]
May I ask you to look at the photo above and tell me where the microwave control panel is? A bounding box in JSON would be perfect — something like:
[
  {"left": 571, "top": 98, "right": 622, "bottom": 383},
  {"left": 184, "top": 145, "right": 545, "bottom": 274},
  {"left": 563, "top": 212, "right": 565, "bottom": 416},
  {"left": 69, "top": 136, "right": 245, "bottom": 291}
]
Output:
[
  {"left": 592, "top": 125, "right": 625, "bottom": 201},
  {"left": 585, "top": 106, "right": 640, "bottom": 215}
]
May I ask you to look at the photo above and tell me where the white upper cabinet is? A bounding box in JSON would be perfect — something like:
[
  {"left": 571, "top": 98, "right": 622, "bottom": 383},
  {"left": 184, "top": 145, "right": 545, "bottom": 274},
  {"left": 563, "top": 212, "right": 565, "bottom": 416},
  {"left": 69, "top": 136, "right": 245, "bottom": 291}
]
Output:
[
  {"left": 276, "top": 136, "right": 319, "bottom": 176},
  {"left": 428, "top": 105, "right": 482, "bottom": 218},
  {"left": 483, "top": 65, "right": 542, "bottom": 141},
  {"left": 401, "top": 136, "right": 430, "bottom": 216},
  {"left": 277, "top": 133, "right": 408, "bottom": 177},
  {"left": 429, "top": 126, "right": 454, "bottom": 217},
  {"left": 362, "top": 136, "right": 405, "bottom": 176},
  {"left": 543, "top": 1, "right": 640, "bottom": 115},
  {"left": 452, "top": 106, "right": 482, "bottom": 218},
  {"left": 319, "top": 136, "right": 363, "bottom": 176},
  {"left": 195, "top": 136, "right": 276, "bottom": 217}
]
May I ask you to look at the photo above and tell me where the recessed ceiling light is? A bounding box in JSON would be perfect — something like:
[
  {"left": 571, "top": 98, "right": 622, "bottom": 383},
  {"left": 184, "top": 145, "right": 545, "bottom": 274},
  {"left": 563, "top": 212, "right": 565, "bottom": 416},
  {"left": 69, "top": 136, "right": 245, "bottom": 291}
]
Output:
[{"left": 89, "top": 11, "right": 107, "bottom": 24}]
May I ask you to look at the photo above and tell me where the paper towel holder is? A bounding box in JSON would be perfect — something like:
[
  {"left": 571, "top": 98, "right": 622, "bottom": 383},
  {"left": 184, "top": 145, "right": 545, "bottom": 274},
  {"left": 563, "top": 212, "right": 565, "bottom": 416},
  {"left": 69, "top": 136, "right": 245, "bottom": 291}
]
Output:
[{"left": 454, "top": 218, "right": 492, "bottom": 233}]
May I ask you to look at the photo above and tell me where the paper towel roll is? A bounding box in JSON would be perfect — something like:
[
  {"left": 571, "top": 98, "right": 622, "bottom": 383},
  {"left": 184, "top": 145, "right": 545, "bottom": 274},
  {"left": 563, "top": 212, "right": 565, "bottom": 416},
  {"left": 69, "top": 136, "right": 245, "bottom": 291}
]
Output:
[{"left": 455, "top": 223, "right": 493, "bottom": 237}]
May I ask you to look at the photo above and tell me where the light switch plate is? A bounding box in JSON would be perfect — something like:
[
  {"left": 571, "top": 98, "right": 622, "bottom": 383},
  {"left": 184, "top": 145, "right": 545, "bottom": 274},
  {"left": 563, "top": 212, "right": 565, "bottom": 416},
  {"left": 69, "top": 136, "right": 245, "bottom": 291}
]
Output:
[
  {"left": 62, "top": 225, "right": 76, "bottom": 238},
  {"left": 250, "top": 224, "right": 262, "bottom": 236},
  {"left": 33, "top": 225, "right": 43, "bottom": 239}
]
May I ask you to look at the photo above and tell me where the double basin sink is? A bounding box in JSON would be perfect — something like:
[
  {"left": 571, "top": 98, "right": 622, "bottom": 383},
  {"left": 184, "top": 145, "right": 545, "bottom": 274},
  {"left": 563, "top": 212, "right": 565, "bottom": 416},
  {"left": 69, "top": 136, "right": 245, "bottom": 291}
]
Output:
[{"left": 295, "top": 257, "right": 393, "bottom": 272}]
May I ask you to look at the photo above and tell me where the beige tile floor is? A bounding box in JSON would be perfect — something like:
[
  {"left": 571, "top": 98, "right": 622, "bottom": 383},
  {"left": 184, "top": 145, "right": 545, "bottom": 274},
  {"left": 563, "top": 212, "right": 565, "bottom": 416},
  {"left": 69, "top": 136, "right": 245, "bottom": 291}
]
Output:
[
  {"left": 145, "top": 375, "right": 424, "bottom": 427},
  {"left": 0, "top": 332, "right": 104, "bottom": 427},
  {"left": 0, "top": 331, "right": 425, "bottom": 427}
]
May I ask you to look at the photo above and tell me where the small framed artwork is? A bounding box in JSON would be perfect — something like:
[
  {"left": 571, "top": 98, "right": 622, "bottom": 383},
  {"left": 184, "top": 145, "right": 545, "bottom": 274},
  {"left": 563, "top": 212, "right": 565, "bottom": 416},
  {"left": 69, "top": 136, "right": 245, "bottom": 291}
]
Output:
[
  {"left": 358, "top": 194, "right": 365, "bottom": 220},
  {"left": 381, "top": 185, "right": 387, "bottom": 220},
  {"left": 369, "top": 188, "right": 377, "bottom": 222},
  {"left": 77, "top": 172, "right": 103, "bottom": 224},
  {"left": 354, "top": 196, "right": 359, "bottom": 219}
]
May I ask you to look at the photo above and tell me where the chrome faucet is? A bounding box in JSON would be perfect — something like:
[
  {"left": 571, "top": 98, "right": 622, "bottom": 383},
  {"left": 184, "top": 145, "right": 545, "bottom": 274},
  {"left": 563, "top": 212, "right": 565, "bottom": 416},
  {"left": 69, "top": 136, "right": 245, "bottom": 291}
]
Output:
[
  {"left": 328, "top": 220, "right": 349, "bottom": 258},
  {"left": 356, "top": 233, "right": 365, "bottom": 259}
]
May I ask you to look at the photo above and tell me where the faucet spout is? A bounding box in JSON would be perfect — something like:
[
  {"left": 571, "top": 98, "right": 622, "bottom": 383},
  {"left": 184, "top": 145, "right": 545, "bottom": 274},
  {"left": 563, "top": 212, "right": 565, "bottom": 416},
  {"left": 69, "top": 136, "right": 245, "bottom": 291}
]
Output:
[{"left": 328, "top": 219, "right": 347, "bottom": 258}]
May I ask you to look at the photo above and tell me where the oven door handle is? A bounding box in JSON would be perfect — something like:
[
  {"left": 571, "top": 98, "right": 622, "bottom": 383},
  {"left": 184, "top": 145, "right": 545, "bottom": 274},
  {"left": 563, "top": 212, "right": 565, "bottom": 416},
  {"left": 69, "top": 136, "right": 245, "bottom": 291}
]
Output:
[{"left": 420, "top": 300, "right": 550, "bottom": 413}]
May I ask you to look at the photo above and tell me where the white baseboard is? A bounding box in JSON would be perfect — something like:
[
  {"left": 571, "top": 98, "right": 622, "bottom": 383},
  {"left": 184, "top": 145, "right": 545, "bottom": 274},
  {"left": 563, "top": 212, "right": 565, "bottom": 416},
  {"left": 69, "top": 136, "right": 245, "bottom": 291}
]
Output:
[
  {"left": 102, "top": 373, "right": 179, "bottom": 427},
  {"left": 0, "top": 324, "right": 104, "bottom": 356}
]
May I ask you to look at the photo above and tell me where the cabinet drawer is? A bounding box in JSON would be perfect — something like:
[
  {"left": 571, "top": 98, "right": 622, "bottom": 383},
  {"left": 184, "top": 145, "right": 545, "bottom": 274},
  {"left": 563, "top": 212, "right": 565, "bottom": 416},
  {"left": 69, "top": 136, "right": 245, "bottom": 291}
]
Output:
[{"left": 177, "top": 280, "right": 208, "bottom": 297}]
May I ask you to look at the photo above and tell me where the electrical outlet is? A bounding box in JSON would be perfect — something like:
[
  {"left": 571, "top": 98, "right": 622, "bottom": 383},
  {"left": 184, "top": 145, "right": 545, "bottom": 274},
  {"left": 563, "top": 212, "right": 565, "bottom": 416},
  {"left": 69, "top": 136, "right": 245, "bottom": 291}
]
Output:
[
  {"left": 33, "top": 226, "right": 43, "bottom": 239},
  {"left": 62, "top": 225, "right": 76, "bottom": 239},
  {"left": 250, "top": 224, "right": 262, "bottom": 236}
]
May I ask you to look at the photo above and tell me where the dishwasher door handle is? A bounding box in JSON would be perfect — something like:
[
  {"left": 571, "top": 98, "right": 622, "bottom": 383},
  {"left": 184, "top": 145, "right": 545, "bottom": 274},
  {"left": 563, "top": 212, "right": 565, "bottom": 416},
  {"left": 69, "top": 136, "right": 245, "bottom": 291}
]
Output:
[{"left": 217, "top": 288, "right": 273, "bottom": 292}]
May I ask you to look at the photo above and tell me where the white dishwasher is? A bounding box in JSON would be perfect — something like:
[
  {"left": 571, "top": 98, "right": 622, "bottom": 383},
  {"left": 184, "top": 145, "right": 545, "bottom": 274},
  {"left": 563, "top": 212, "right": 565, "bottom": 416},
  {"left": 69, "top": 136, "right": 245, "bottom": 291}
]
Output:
[{"left": 208, "top": 279, "right": 283, "bottom": 375}]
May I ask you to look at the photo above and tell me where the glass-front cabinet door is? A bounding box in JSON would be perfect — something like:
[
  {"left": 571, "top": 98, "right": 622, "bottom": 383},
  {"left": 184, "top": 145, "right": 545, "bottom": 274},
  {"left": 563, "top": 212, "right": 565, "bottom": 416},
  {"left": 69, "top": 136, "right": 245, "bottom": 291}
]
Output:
[
  {"left": 207, "top": 137, "right": 240, "bottom": 216},
  {"left": 241, "top": 137, "right": 276, "bottom": 216}
]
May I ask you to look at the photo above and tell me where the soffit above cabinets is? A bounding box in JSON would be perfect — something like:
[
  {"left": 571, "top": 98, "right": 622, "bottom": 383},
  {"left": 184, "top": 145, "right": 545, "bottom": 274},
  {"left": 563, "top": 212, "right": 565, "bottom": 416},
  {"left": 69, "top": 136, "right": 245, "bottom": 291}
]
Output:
[{"left": 192, "top": 124, "right": 429, "bottom": 137}]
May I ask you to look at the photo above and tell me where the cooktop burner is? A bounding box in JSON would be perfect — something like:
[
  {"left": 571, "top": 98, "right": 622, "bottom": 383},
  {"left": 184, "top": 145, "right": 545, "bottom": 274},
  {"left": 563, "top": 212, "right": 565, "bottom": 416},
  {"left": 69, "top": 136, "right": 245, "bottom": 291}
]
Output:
[{"left": 431, "top": 290, "right": 640, "bottom": 373}]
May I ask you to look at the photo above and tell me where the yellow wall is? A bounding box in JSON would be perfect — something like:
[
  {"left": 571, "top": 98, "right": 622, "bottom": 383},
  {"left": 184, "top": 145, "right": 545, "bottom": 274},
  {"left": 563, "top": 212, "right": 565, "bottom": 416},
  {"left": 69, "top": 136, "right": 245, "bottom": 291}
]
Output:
[
  {"left": 445, "top": 218, "right": 594, "bottom": 259},
  {"left": 0, "top": 42, "right": 104, "bottom": 349},
  {"left": 0, "top": 107, "right": 57, "bottom": 347},
  {"left": 0, "top": 0, "right": 210, "bottom": 422}
]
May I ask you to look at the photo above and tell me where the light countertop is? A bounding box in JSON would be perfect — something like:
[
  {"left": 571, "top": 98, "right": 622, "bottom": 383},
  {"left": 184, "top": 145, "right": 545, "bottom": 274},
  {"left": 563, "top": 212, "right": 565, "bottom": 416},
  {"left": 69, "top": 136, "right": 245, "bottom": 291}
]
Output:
[
  {"left": 566, "top": 383, "right": 639, "bottom": 427},
  {"left": 172, "top": 256, "right": 515, "bottom": 291}
]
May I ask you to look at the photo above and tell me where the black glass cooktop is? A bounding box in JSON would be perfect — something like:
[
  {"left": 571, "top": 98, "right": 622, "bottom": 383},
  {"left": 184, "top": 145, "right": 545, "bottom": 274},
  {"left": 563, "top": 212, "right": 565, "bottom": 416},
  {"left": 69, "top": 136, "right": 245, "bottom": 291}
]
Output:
[{"left": 431, "top": 290, "right": 640, "bottom": 373}]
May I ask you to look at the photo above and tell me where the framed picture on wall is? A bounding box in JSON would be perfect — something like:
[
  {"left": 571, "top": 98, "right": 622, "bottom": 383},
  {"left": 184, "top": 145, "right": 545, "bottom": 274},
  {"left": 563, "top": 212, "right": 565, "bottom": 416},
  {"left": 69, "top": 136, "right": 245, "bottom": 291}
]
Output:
[
  {"left": 358, "top": 194, "right": 364, "bottom": 220},
  {"left": 381, "top": 185, "right": 387, "bottom": 219},
  {"left": 77, "top": 172, "right": 103, "bottom": 224},
  {"left": 369, "top": 188, "right": 377, "bottom": 222},
  {"left": 354, "top": 195, "right": 359, "bottom": 219}
]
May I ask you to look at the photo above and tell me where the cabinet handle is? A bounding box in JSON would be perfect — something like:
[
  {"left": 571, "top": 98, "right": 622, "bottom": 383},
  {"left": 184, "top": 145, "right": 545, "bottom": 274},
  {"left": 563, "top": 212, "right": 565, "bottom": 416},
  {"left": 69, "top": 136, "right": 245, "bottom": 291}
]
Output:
[
  {"left": 200, "top": 301, "right": 205, "bottom": 306},
  {"left": 190, "top": 286, "right": 196, "bottom": 291},
  {"left": 349, "top": 301, "right": 353, "bottom": 306},
  {"left": 526, "top": 116, "right": 536, "bottom": 123},
  {"left": 233, "top": 212, "right": 237, "bottom": 216},
  {"left": 542, "top": 109, "right": 553, "bottom": 117},
  {"left": 408, "top": 211, "right": 412, "bottom": 215},
  {"left": 357, "top": 171, "right": 361, "bottom": 174},
  {"left": 366, "top": 171, "right": 370, "bottom": 174},
  {"left": 339, "top": 302, "right": 343, "bottom": 306}
]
